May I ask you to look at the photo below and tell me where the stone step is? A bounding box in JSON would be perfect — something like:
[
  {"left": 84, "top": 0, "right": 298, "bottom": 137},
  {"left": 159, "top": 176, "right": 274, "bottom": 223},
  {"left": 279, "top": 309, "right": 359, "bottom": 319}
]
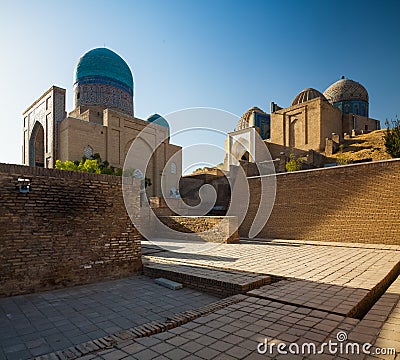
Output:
[
  {"left": 248, "top": 260, "right": 400, "bottom": 319},
  {"left": 248, "top": 279, "right": 368, "bottom": 317},
  {"left": 154, "top": 277, "right": 183, "bottom": 290},
  {"left": 143, "top": 261, "right": 270, "bottom": 297}
]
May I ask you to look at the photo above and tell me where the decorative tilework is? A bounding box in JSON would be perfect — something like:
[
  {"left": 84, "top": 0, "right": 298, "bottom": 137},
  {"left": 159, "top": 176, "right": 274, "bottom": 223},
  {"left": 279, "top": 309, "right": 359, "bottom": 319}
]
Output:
[
  {"left": 237, "top": 107, "right": 270, "bottom": 140},
  {"left": 75, "top": 48, "right": 133, "bottom": 91},
  {"left": 75, "top": 83, "right": 134, "bottom": 116},
  {"left": 324, "top": 78, "right": 369, "bottom": 103}
]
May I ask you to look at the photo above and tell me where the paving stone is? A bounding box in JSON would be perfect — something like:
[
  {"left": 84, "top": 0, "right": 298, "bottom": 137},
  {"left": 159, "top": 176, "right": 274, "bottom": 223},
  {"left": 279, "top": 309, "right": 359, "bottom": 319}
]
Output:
[
  {"left": 195, "top": 335, "right": 218, "bottom": 346},
  {"left": 210, "top": 340, "right": 234, "bottom": 352},
  {"left": 29, "top": 344, "right": 53, "bottom": 357},
  {"left": 3, "top": 343, "right": 26, "bottom": 354},
  {"left": 165, "top": 336, "right": 190, "bottom": 347},
  {"left": 101, "top": 349, "right": 128, "bottom": 360},
  {"left": 4, "top": 349, "right": 32, "bottom": 360},
  {"left": 0, "top": 276, "right": 220, "bottom": 358},
  {"left": 2, "top": 241, "right": 400, "bottom": 360},
  {"left": 154, "top": 278, "right": 183, "bottom": 290}
]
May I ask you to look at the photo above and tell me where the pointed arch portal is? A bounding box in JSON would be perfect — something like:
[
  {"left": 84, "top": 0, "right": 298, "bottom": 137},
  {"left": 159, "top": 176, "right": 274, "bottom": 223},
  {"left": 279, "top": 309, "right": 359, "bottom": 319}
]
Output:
[{"left": 29, "top": 122, "right": 45, "bottom": 167}]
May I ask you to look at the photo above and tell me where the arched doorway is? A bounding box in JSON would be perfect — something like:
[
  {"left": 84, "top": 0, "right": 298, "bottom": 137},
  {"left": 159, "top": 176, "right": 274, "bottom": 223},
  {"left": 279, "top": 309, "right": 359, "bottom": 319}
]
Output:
[
  {"left": 29, "top": 122, "right": 45, "bottom": 167},
  {"left": 241, "top": 151, "right": 250, "bottom": 161}
]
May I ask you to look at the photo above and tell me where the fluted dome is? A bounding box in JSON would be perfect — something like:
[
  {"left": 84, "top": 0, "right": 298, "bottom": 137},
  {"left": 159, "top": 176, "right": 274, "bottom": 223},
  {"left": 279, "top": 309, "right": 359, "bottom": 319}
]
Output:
[
  {"left": 74, "top": 48, "right": 133, "bottom": 93},
  {"left": 324, "top": 78, "right": 368, "bottom": 104},
  {"left": 237, "top": 107, "right": 267, "bottom": 130},
  {"left": 291, "top": 88, "right": 326, "bottom": 106}
]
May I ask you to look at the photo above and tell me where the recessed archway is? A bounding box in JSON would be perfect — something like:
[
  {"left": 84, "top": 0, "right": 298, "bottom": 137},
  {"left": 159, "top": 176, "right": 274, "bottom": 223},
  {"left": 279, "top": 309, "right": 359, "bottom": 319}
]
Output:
[
  {"left": 241, "top": 151, "right": 250, "bottom": 161},
  {"left": 29, "top": 122, "right": 45, "bottom": 167}
]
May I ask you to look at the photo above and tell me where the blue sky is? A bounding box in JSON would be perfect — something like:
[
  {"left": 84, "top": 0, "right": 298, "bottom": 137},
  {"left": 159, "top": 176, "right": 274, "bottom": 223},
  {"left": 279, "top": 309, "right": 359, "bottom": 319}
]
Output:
[{"left": 0, "top": 0, "right": 399, "bottom": 167}]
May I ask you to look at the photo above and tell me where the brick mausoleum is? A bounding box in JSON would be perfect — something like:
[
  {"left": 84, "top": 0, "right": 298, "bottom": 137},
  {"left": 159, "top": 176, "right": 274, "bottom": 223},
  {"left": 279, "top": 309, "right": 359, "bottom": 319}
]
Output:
[{"left": 22, "top": 48, "right": 182, "bottom": 198}]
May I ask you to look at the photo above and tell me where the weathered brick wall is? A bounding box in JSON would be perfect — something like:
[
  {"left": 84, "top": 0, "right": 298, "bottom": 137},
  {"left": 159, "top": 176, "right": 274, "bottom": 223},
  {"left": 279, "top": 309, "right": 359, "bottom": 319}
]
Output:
[
  {"left": 158, "top": 216, "right": 239, "bottom": 243},
  {"left": 240, "top": 159, "right": 400, "bottom": 244},
  {"left": 0, "top": 164, "right": 142, "bottom": 297}
]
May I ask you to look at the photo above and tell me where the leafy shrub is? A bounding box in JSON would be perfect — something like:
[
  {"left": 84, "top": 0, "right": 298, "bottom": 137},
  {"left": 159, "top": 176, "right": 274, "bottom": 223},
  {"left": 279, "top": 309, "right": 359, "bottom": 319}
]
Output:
[
  {"left": 384, "top": 117, "right": 400, "bottom": 158},
  {"left": 286, "top": 152, "right": 304, "bottom": 172},
  {"left": 56, "top": 156, "right": 152, "bottom": 187},
  {"left": 78, "top": 159, "right": 101, "bottom": 173},
  {"left": 55, "top": 160, "right": 78, "bottom": 171}
]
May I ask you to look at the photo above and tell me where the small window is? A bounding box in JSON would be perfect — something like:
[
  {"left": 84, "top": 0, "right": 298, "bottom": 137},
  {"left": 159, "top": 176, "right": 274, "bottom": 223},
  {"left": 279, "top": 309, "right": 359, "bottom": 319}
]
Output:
[
  {"left": 170, "top": 187, "right": 179, "bottom": 198},
  {"left": 344, "top": 104, "right": 350, "bottom": 114},
  {"left": 365, "top": 125, "right": 368, "bottom": 131},
  {"left": 170, "top": 162, "right": 177, "bottom": 174},
  {"left": 77, "top": 92, "right": 80, "bottom": 100},
  {"left": 84, "top": 145, "right": 93, "bottom": 159},
  {"left": 354, "top": 104, "right": 359, "bottom": 115}
]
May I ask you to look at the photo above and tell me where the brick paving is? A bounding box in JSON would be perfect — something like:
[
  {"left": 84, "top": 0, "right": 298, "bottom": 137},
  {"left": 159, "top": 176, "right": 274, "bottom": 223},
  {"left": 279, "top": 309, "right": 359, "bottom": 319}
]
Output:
[
  {"left": 72, "top": 291, "right": 400, "bottom": 360},
  {"left": 2, "top": 240, "right": 400, "bottom": 359},
  {"left": 143, "top": 241, "right": 400, "bottom": 289},
  {"left": 248, "top": 279, "right": 369, "bottom": 316},
  {"left": 84, "top": 296, "right": 362, "bottom": 359},
  {"left": 354, "top": 278, "right": 400, "bottom": 359},
  {"left": 0, "top": 276, "right": 220, "bottom": 359}
]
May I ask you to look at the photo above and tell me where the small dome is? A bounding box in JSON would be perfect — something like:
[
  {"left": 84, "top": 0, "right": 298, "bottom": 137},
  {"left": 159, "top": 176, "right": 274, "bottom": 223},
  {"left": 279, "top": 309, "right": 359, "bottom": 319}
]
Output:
[
  {"left": 74, "top": 48, "right": 133, "bottom": 92},
  {"left": 291, "top": 88, "right": 326, "bottom": 106},
  {"left": 147, "top": 114, "right": 170, "bottom": 135},
  {"left": 237, "top": 106, "right": 267, "bottom": 130},
  {"left": 324, "top": 78, "right": 368, "bottom": 103}
]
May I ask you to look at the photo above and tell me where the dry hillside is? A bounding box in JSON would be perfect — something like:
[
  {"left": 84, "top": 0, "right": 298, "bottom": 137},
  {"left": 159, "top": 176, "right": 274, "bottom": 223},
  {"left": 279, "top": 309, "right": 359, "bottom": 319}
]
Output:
[{"left": 329, "top": 130, "right": 392, "bottom": 163}]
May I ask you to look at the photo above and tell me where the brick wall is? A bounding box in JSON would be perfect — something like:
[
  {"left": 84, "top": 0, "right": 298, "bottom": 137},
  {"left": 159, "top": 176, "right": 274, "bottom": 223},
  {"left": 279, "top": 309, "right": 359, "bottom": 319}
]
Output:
[
  {"left": 240, "top": 159, "right": 400, "bottom": 244},
  {"left": 158, "top": 216, "right": 239, "bottom": 243},
  {"left": 0, "top": 164, "right": 142, "bottom": 297}
]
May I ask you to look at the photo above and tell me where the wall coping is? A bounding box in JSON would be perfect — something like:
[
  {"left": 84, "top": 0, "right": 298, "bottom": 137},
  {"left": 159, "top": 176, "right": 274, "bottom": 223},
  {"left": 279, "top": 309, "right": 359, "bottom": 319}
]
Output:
[
  {"left": 159, "top": 216, "right": 237, "bottom": 219},
  {"left": 247, "top": 158, "right": 400, "bottom": 179},
  {"left": 0, "top": 163, "right": 127, "bottom": 184}
]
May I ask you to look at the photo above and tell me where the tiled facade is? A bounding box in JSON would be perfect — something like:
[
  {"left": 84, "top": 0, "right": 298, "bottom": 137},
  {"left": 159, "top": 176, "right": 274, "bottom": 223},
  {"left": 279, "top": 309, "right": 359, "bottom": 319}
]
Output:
[
  {"left": 74, "top": 83, "right": 133, "bottom": 117},
  {"left": 22, "top": 48, "right": 182, "bottom": 198},
  {"left": 22, "top": 86, "right": 66, "bottom": 169}
]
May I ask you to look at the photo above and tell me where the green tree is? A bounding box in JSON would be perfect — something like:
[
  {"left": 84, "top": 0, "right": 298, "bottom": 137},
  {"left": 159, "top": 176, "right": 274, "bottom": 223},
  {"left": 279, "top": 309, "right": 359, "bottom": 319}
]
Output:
[
  {"left": 285, "top": 152, "right": 304, "bottom": 172},
  {"left": 55, "top": 160, "right": 78, "bottom": 171},
  {"left": 384, "top": 116, "right": 400, "bottom": 158},
  {"left": 56, "top": 157, "right": 152, "bottom": 186},
  {"left": 78, "top": 159, "right": 101, "bottom": 173}
]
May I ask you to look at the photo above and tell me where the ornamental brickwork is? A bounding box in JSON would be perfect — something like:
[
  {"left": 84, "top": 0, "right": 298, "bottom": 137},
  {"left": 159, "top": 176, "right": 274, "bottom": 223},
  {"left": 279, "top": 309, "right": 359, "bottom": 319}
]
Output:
[{"left": 74, "top": 83, "right": 134, "bottom": 117}]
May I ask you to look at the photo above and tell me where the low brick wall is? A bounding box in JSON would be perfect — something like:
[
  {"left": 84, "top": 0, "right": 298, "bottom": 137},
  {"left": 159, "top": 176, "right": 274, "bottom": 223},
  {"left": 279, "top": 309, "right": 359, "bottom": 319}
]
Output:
[
  {"left": 240, "top": 159, "right": 400, "bottom": 244},
  {"left": 0, "top": 163, "right": 142, "bottom": 297},
  {"left": 158, "top": 216, "right": 239, "bottom": 243}
]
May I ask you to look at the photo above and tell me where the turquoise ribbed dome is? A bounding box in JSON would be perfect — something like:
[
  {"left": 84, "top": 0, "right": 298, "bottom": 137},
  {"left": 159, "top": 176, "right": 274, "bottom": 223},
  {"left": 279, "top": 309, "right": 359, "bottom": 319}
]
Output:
[
  {"left": 74, "top": 48, "right": 133, "bottom": 91},
  {"left": 147, "top": 114, "right": 170, "bottom": 134}
]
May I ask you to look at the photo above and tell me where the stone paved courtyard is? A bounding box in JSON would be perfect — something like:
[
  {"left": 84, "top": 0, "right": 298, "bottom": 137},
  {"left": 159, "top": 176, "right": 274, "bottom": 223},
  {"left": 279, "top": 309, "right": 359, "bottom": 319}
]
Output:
[
  {"left": 0, "top": 276, "right": 219, "bottom": 359},
  {"left": 1, "top": 240, "right": 400, "bottom": 359}
]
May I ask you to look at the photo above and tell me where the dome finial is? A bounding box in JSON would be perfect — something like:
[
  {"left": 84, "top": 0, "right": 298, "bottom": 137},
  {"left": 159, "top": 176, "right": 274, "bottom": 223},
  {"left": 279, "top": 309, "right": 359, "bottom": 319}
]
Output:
[{"left": 341, "top": 75, "right": 345, "bottom": 79}]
